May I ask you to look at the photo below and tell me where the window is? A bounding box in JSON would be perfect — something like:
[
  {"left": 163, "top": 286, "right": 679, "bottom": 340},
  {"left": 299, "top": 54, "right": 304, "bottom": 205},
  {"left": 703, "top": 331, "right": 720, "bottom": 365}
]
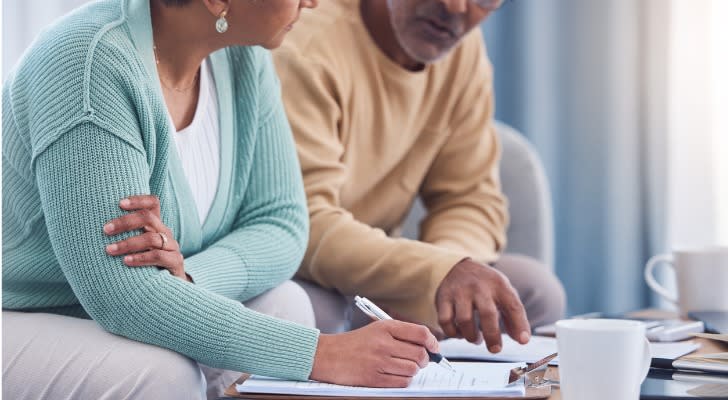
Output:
[
  {"left": 666, "top": 0, "right": 728, "bottom": 248},
  {"left": 713, "top": 0, "right": 728, "bottom": 245}
]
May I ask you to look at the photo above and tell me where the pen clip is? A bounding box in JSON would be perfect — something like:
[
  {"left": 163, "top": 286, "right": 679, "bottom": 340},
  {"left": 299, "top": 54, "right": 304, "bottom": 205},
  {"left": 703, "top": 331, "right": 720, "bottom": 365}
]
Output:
[
  {"left": 355, "top": 296, "right": 381, "bottom": 321},
  {"left": 355, "top": 296, "right": 393, "bottom": 321}
]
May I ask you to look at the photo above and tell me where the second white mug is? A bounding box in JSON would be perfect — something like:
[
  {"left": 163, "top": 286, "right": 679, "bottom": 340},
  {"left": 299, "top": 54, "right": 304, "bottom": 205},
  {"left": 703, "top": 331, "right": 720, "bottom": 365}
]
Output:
[{"left": 644, "top": 246, "right": 728, "bottom": 313}]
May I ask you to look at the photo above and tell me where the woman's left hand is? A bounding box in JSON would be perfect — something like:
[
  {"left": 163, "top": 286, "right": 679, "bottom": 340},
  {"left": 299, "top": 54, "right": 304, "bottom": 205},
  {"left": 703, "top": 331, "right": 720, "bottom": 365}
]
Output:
[{"left": 104, "top": 195, "right": 191, "bottom": 282}]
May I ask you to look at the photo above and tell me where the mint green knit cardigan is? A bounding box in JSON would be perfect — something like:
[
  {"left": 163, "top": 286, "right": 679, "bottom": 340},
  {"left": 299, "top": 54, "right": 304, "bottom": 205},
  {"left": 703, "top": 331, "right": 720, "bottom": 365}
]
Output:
[{"left": 2, "top": 0, "right": 319, "bottom": 380}]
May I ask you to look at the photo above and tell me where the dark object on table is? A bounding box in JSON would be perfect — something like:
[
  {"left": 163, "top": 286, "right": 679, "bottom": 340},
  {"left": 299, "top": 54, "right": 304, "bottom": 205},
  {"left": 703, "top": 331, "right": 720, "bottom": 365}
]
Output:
[{"left": 642, "top": 368, "right": 728, "bottom": 399}]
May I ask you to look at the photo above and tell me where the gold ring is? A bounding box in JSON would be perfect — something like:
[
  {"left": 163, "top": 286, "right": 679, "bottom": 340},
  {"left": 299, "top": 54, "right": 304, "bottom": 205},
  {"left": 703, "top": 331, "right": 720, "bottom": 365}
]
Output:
[{"left": 159, "top": 232, "right": 169, "bottom": 250}]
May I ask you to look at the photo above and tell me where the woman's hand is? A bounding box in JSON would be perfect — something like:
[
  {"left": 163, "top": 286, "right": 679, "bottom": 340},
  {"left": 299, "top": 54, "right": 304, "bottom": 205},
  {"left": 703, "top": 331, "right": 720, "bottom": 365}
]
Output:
[
  {"left": 103, "top": 195, "right": 190, "bottom": 282},
  {"left": 310, "top": 320, "right": 439, "bottom": 388}
]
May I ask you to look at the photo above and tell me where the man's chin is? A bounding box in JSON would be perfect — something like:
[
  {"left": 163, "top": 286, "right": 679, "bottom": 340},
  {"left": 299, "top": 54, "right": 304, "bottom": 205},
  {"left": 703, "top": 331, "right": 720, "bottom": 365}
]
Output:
[
  {"left": 399, "top": 36, "right": 457, "bottom": 64},
  {"left": 404, "top": 45, "right": 451, "bottom": 64}
]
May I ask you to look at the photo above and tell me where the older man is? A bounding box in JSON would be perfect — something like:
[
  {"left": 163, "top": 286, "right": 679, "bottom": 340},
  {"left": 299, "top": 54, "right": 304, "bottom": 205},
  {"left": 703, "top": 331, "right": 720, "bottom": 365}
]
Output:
[{"left": 274, "top": 0, "right": 565, "bottom": 352}]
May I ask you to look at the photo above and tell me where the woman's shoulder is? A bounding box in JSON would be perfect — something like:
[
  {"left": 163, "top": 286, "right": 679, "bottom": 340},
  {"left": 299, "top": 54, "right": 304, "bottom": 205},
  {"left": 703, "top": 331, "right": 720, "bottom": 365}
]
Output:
[
  {"left": 8, "top": 0, "right": 144, "bottom": 112},
  {"left": 6, "top": 0, "right": 149, "bottom": 149},
  {"left": 11, "top": 0, "right": 129, "bottom": 80}
]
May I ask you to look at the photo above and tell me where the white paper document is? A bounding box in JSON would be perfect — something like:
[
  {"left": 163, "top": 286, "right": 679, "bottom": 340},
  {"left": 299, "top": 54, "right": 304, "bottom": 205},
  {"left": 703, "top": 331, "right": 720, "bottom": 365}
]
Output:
[
  {"left": 440, "top": 335, "right": 557, "bottom": 364},
  {"left": 440, "top": 335, "right": 701, "bottom": 365},
  {"left": 236, "top": 362, "right": 526, "bottom": 397}
]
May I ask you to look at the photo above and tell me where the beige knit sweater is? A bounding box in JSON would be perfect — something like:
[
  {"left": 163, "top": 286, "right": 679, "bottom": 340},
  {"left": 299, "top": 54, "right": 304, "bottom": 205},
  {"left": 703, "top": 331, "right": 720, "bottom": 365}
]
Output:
[{"left": 274, "top": 0, "right": 508, "bottom": 328}]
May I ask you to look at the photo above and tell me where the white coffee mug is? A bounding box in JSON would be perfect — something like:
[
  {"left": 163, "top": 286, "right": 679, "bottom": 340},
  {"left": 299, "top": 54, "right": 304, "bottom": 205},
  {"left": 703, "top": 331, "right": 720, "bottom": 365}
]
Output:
[
  {"left": 644, "top": 247, "right": 728, "bottom": 313},
  {"left": 556, "top": 319, "right": 651, "bottom": 400}
]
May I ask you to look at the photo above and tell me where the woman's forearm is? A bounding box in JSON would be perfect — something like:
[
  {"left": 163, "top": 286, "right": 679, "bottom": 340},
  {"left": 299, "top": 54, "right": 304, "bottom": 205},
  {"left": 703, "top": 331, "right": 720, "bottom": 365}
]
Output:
[{"left": 35, "top": 123, "right": 318, "bottom": 379}]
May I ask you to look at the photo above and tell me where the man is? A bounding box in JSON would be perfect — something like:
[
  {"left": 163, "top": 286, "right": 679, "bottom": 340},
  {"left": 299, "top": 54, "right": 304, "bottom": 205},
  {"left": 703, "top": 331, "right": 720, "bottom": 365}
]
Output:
[{"left": 274, "top": 0, "right": 565, "bottom": 352}]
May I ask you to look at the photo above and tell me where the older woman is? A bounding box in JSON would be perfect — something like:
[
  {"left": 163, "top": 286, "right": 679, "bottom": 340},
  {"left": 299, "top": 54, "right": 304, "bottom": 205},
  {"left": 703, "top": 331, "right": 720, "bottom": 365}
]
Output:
[{"left": 2, "top": 0, "right": 439, "bottom": 398}]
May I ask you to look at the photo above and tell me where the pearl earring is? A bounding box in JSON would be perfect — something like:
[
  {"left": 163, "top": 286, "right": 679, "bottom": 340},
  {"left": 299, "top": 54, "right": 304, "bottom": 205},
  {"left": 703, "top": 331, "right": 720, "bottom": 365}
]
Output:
[{"left": 215, "top": 9, "right": 228, "bottom": 33}]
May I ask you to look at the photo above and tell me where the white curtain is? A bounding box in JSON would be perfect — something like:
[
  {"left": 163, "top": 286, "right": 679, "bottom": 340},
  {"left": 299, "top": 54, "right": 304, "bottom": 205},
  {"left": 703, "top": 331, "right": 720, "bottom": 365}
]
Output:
[
  {"left": 666, "top": 0, "right": 728, "bottom": 249},
  {"left": 482, "top": 0, "right": 727, "bottom": 314},
  {"left": 483, "top": 0, "right": 668, "bottom": 313},
  {"left": 715, "top": 0, "right": 728, "bottom": 245}
]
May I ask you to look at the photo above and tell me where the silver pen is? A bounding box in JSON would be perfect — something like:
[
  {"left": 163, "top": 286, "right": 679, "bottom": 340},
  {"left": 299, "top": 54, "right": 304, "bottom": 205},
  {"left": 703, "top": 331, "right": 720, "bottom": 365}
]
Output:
[{"left": 354, "top": 295, "right": 456, "bottom": 372}]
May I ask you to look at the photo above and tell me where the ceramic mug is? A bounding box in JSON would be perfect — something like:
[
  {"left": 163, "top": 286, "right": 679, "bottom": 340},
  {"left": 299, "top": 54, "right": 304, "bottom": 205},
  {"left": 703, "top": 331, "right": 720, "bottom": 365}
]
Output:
[
  {"left": 644, "top": 247, "right": 728, "bottom": 313},
  {"left": 556, "top": 319, "right": 651, "bottom": 400}
]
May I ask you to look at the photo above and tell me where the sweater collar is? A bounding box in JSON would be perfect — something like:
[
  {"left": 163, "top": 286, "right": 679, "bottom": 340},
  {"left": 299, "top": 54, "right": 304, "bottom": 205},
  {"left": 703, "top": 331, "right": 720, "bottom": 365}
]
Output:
[
  {"left": 124, "top": 0, "right": 236, "bottom": 252},
  {"left": 126, "top": 0, "right": 159, "bottom": 91}
]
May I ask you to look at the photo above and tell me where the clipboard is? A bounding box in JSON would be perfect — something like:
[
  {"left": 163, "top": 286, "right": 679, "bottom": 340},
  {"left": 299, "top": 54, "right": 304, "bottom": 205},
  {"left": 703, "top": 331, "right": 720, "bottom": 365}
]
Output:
[{"left": 221, "top": 373, "right": 552, "bottom": 399}]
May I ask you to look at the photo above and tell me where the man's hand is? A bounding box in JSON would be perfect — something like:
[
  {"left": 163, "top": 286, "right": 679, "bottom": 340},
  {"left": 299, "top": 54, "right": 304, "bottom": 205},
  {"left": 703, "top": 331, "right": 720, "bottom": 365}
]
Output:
[{"left": 435, "top": 258, "right": 530, "bottom": 353}]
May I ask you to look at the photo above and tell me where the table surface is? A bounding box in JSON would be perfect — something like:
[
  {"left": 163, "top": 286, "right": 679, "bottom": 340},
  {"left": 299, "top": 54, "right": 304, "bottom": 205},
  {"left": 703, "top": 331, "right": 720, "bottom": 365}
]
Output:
[
  {"left": 544, "top": 309, "right": 728, "bottom": 400},
  {"left": 224, "top": 310, "right": 727, "bottom": 400}
]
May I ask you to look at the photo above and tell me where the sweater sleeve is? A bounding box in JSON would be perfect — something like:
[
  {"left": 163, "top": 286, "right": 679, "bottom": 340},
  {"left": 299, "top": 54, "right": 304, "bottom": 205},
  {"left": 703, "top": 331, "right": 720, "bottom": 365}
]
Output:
[
  {"left": 275, "top": 50, "right": 465, "bottom": 329},
  {"left": 418, "top": 34, "right": 508, "bottom": 262},
  {"left": 34, "top": 122, "right": 318, "bottom": 380},
  {"left": 184, "top": 52, "right": 309, "bottom": 302}
]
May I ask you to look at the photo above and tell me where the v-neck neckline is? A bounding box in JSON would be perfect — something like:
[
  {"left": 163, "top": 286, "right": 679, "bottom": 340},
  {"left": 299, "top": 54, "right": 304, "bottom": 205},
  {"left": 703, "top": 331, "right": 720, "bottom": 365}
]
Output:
[{"left": 126, "top": 0, "right": 237, "bottom": 253}]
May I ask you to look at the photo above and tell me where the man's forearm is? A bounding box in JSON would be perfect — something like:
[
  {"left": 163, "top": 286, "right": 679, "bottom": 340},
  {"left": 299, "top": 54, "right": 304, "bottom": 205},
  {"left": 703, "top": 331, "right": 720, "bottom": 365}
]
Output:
[
  {"left": 419, "top": 187, "right": 507, "bottom": 263},
  {"left": 300, "top": 205, "right": 465, "bottom": 327}
]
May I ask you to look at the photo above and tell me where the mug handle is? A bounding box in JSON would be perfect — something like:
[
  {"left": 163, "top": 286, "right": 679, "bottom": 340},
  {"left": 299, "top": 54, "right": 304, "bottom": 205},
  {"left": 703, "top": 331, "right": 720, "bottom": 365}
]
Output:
[
  {"left": 638, "top": 336, "right": 652, "bottom": 384},
  {"left": 644, "top": 254, "right": 678, "bottom": 304}
]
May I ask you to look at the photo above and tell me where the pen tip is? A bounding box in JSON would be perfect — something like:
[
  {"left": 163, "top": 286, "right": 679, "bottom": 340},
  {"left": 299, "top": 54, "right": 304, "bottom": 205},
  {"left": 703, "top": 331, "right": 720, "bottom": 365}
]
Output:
[{"left": 442, "top": 359, "right": 456, "bottom": 372}]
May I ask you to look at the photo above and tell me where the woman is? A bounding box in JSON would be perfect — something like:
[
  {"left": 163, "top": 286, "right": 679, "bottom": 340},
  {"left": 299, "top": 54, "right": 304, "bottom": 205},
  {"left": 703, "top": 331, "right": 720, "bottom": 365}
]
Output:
[{"left": 1, "top": 0, "right": 439, "bottom": 398}]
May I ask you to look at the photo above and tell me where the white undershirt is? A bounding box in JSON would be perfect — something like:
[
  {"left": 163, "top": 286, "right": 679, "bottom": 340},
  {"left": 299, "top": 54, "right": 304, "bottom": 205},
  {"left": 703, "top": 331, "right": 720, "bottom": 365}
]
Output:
[{"left": 169, "top": 59, "right": 220, "bottom": 224}]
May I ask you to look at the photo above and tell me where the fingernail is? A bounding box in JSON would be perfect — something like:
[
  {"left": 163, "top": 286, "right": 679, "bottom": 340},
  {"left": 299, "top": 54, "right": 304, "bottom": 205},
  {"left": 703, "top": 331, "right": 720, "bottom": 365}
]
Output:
[
  {"left": 489, "top": 345, "right": 501, "bottom": 353},
  {"left": 106, "top": 244, "right": 118, "bottom": 253},
  {"left": 120, "top": 199, "right": 131, "bottom": 208},
  {"left": 520, "top": 331, "right": 531, "bottom": 343},
  {"left": 124, "top": 255, "right": 133, "bottom": 263},
  {"left": 103, "top": 223, "right": 114, "bottom": 234}
]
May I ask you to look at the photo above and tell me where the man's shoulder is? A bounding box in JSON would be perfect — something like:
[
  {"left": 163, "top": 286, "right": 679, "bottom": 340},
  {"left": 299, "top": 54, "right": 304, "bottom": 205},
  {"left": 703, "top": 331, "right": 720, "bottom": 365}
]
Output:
[{"left": 277, "top": 0, "right": 362, "bottom": 64}]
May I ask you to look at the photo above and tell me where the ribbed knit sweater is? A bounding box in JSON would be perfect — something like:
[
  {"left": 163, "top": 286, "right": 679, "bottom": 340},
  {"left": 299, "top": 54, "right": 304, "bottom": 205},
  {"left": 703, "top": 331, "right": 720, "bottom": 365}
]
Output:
[{"left": 2, "top": 0, "right": 318, "bottom": 380}]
